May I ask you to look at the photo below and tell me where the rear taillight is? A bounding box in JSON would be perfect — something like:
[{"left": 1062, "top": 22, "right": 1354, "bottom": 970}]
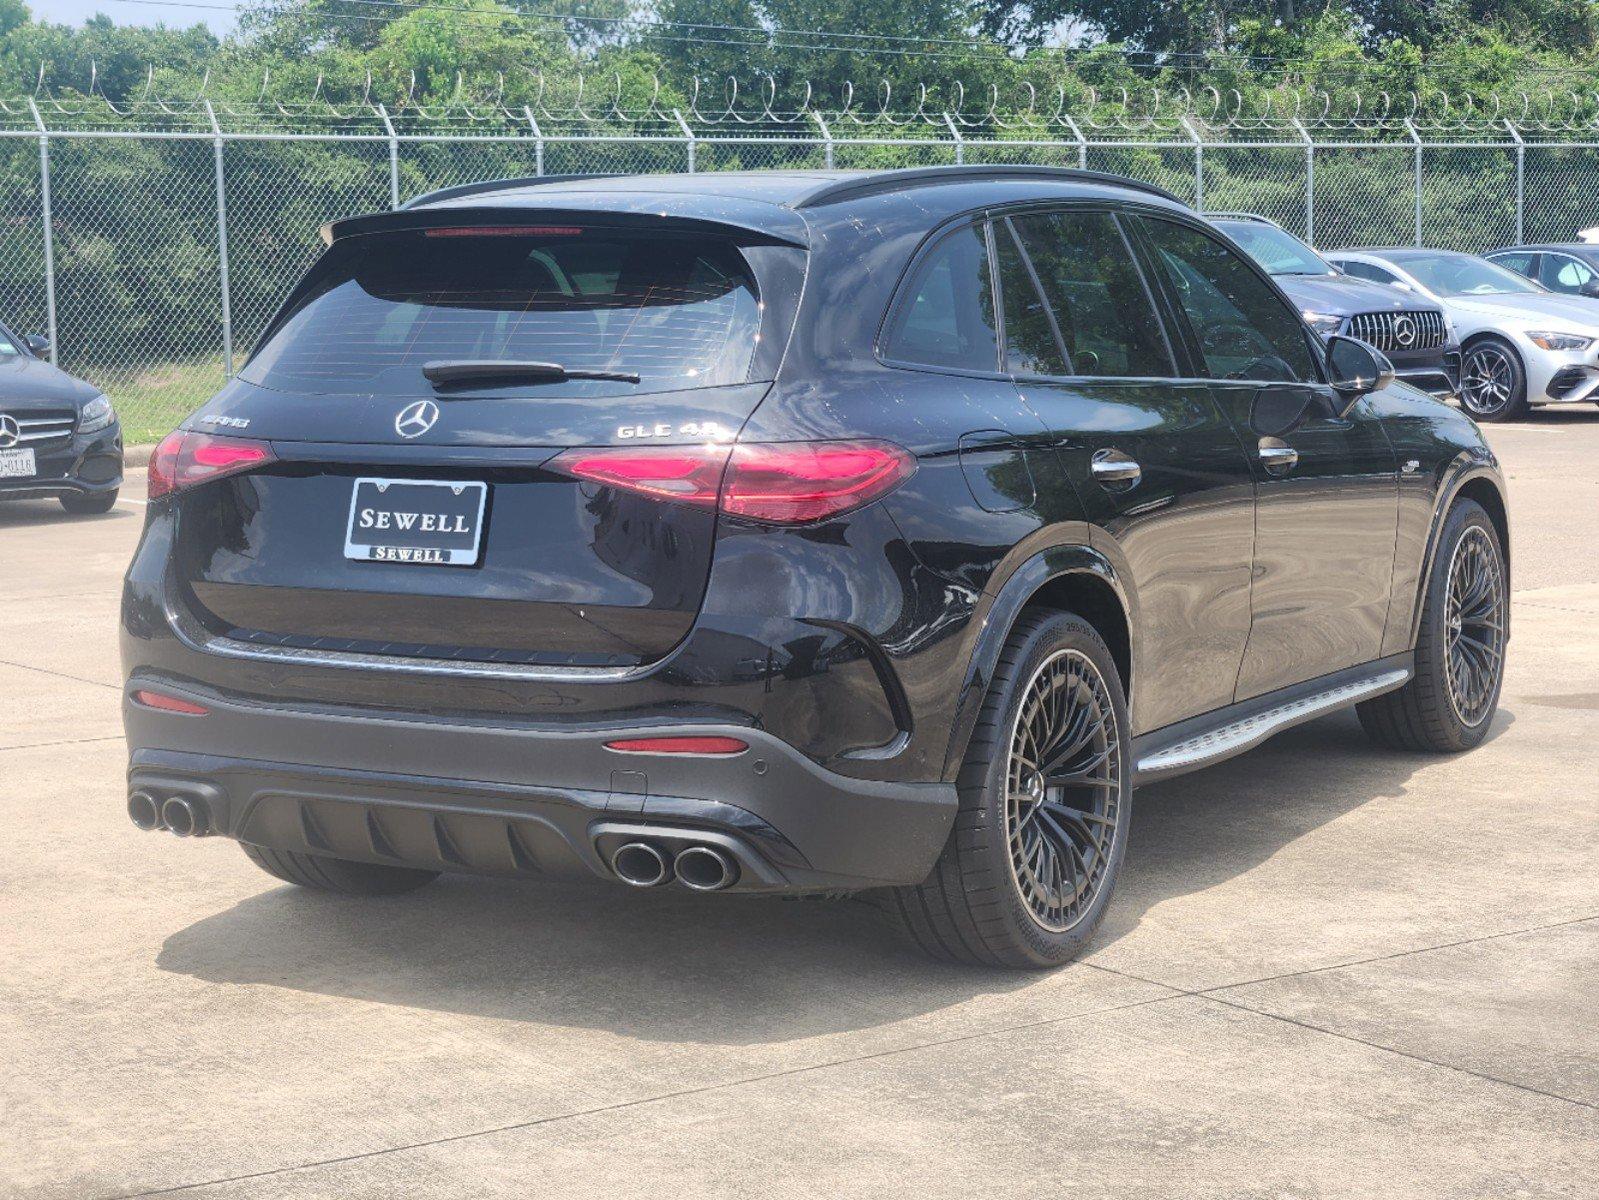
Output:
[
  {"left": 147, "top": 431, "right": 275, "bottom": 500},
  {"left": 548, "top": 440, "right": 915, "bottom": 525}
]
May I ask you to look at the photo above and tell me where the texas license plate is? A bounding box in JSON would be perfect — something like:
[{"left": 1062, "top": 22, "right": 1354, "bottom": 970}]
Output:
[
  {"left": 344, "top": 477, "right": 488, "bottom": 566},
  {"left": 0, "top": 448, "right": 36, "bottom": 479}
]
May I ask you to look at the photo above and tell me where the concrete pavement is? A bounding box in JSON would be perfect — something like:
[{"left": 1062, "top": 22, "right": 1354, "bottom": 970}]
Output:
[{"left": 2, "top": 410, "right": 1596, "bottom": 1199}]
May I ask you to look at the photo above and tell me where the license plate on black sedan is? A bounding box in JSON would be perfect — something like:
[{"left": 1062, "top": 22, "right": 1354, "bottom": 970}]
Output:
[{"left": 344, "top": 477, "right": 488, "bottom": 566}]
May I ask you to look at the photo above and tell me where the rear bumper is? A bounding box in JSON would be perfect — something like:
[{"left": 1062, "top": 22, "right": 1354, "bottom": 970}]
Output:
[{"left": 123, "top": 678, "right": 957, "bottom": 893}]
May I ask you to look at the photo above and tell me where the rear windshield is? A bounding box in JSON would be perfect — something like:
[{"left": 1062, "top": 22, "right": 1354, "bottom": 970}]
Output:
[{"left": 240, "top": 228, "right": 763, "bottom": 396}]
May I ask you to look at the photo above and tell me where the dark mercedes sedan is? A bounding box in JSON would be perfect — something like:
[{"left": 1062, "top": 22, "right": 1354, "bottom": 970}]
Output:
[
  {"left": 0, "top": 322, "right": 122, "bottom": 513},
  {"left": 122, "top": 167, "right": 1509, "bottom": 968}
]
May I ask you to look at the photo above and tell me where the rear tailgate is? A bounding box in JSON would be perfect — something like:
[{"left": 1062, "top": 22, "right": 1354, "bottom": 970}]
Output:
[{"left": 171, "top": 220, "right": 803, "bottom": 668}]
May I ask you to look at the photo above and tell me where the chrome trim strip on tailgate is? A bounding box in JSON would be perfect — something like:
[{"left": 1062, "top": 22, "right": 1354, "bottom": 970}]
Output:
[{"left": 165, "top": 599, "right": 646, "bottom": 683}]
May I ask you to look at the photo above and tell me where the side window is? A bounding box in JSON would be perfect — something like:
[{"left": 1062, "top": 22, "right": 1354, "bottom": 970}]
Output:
[
  {"left": 1490, "top": 251, "right": 1534, "bottom": 279},
  {"left": 1138, "top": 217, "right": 1317, "bottom": 383},
  {"left": 882, "top": 223, "right": 1000, "bottom": 372},
  {"left": 1542, "top": 254, "right": 1594, "bottom": 293},
  {"left": 1006, "top": 211, "right": 1174, "bottom": 377},
  {"left": 993, "top": 223, "right": 1068, "bottom": 376},
  {"left": 1341, "top": 260, "right": 1389, "bottom": 284}
]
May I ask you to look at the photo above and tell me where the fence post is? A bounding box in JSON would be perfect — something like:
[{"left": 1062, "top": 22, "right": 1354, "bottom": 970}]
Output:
[
  {"left": 204, "top": 101, "right": 233, "bottom": 378},
  {"left": 1180, "top": 115, "right": 1204, "bottom": 211},
  {"left": 810, "top": 109, "right": 834, "bottom": 168},
  {"left": 27, "top": 99, "right": 57, "bottom": 365},
  {"left": 376, "top": 103, "right": 399, "bottom": 208},
  {"left": 1405, "top": 118, "right": 1423, "bottom": 245},
  {"left": 1505, "top": 119, "right": 1525, "bottom": 244},
  {"left": 524, "top": 106, "right": 545, "bottom": 176},
  {"left": 1293, "top": 118, "right": 1315, "bottom": 243},
  {"left": 943, "top": 114, "right": 964, "bottom": 164},
  {"left": 1061, "top": 113, "right": 1088, "bottom": 169},
  {"left": 672, "top": 109, "right": 696, "bottom": 172}
]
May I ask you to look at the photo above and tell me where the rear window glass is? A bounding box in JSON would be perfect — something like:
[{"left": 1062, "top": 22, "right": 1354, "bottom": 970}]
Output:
[{"left": 240, "top": 229, "right": 763, "bottom": 396}]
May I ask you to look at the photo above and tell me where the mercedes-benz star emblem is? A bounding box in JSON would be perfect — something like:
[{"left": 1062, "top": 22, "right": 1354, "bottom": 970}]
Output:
[
  {"left": 1393, "top": 314, "right": 1417, "bottom": 348},
  {"left": 0, "top": 414, "right": 19, "bottom": 449},
  {"left": 395, "top": 400, "right": 439, "bottom": 439}
]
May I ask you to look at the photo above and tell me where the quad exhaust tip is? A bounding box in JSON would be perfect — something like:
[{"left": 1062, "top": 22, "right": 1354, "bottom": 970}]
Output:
[
  {"left": 674, "top": 845, "right": 738, "bottom": 892},
  {"left": 127, "top": 791, "right": 162, "bottom": 831},
  {"left": 611, "top": 842, "right": 671, "bottom": 888},
  {"left": 159, "top": 795, "right": 208, "bottom": 838}
]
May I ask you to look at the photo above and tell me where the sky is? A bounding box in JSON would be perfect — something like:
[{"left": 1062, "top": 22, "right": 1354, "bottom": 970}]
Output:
[{"left": 25, "top": 0, "right": 239, "bottom": 35}]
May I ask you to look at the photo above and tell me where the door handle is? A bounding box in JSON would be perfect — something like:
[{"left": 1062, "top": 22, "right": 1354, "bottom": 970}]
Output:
[
  {"left": 1090, "top": 448, "right": 1142, "bottom": 487},
  {"left": 1258, "top": 437, "right": 1299, "bottom": 474}
]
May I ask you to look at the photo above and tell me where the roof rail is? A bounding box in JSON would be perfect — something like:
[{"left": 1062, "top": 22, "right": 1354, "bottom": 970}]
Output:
[
  {"left": 792, "top": 165, "right": 1185, "bottom": 210},
  {"left": 1204, "top": 211, "right": 1286, "bottom": 230},
  {"left": 400, "top": 174, "right": 625, "bottom": 211}
]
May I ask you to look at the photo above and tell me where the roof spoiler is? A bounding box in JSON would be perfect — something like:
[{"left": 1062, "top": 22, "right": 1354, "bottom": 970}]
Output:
[{"left": 321, "top": 204, "right": 809, "bottom": 249}]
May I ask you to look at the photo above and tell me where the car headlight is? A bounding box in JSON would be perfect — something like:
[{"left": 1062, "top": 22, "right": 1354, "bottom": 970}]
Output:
[
  {"left": 1301, "top": 311, "right": 1344, "bottom": 337},
  {"left": 77, "top": 394, "right": 116, "bottom": 434},
  {"left": 1526, "top": 331, "right": 1594, "bottom": 352}
]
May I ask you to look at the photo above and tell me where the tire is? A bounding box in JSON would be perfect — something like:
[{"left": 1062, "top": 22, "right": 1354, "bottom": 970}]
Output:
[
  {"left": 1358, "top": 499, "right": 1507, "bottom": 753},
  {"left": 59, "top": 489, "right": 118, "bottom": 515},
  {"left": 884, "top": 610, "right": 1132, "bottom": 969},
  {"left": 1458, "top": 337, "right": 1528, "bottom": 422},
  {"left": 240, "top": 842, "right": 440, "bottom": 895}
]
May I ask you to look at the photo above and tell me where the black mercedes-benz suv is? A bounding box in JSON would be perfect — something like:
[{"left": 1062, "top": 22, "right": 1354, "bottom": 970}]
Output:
[
  {"left": 0, "top": 321, "right": 123, "bottom": 513},
  {"left": 122, "top": 167, "right": 1509, "bottom": 968},
  {"left": 1211, "top": 213, "right": 1462, "bottom": 398}
]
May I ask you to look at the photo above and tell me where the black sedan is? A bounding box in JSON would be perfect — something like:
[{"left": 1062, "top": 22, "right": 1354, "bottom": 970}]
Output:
[
  {"left": 0, "top": 322, "right": 122, "bottom": 514},
  {"left": 1484, "top": 243, "right": 1599, "bottom": 300}
]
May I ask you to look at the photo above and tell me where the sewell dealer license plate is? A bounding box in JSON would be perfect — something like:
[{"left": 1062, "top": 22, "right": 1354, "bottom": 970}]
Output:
[
  {"left": 0, "top": 447, "right": 36, "bottom": 478},
  {"left": 344, "top": 477, "right": 488, "bottom": 566}
]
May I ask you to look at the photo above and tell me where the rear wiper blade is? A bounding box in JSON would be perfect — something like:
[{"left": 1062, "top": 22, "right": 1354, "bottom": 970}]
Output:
[{"left": 422, "top": 359, "right": 641, "bottom": 387}]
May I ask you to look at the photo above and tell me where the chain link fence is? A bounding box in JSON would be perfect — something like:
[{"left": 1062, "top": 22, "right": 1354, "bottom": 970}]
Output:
[{"left": 2, "top": 96, "right": 1597, "bottom": 444}]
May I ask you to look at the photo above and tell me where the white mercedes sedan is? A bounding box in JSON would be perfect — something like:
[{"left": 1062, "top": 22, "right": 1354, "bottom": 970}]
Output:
[{"left": 1326, "top": 247, "right": 1599, "bottom": 421}]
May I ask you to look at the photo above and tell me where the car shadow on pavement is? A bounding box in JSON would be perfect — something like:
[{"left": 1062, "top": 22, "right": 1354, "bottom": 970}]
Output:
[
  {"left": 0, "top": 499, "right": 134, "bottom": 528},
  {"left": 154, "top": 706, "right": 1513, "bottom": 1044}
]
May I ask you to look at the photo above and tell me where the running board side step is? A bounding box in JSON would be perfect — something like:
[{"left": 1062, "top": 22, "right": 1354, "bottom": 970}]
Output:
[{"left": 1134, "top": 665, "right": 1412, "bottom": 784}]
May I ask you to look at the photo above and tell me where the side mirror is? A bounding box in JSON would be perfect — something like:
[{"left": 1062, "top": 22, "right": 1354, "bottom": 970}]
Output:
[
  {"left": 1325, "top": 335, "right": 1395, "bottom": 412},
  {"left": 24, "top": 334, "right": 49, "bottom": 356},
  {"left": 1389, "top": 280, "right": 1414, "bottom": 292},
  {"left": 1579, "top": 280, "right": 1599, "bottom": 299}
]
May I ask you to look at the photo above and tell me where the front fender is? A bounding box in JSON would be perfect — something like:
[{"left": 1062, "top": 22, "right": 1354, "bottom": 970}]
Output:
[
  {"left": 1401, "top": 449, "right": 1509, "bottom": 650},
  {"left": 941, "top": 542, "right": 1134, "bottom": 778}
]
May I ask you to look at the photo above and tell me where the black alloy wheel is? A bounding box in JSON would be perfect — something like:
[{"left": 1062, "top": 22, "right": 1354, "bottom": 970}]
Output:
[
  {"left": 1359, "top": 499, "right": 1507, "bottom": 752},
  {"left": 1459, "top": 339, "right": 1527, "bottom": 421},
  {"left": 1003, "top": 648, "right": 1123, "bottom": 933},
  {"left": 884, "top": 610, "right": 1131, "bottom": 968},
  {"left": 1442, "top": 524, "right": 1507, "bottom": 729}
]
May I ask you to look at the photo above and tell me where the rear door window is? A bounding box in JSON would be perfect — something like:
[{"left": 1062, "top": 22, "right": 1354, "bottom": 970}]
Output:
[
  {"left": 1542, "top": 253, "right": 1595, "bottom": 293},
  {"left": 1005, "top": 211, "right": 1175, "bottom": 378},
  {"left": 881, "top": 223, "right": 1001, "bottom": 373},
  {"left": 1137, "top": 217, "right": 1317, "bottom": 383},
  {"left": 241, "top": 228, "right": 763, "bottom": 396}
]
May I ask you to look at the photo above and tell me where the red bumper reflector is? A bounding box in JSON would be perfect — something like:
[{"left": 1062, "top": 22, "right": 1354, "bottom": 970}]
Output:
[
  {"left": 604, "top": 736, "right": 749, "bottom": 756},
  {"left": 133, "top": 690, "right": 210, "bottom": 716}
]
